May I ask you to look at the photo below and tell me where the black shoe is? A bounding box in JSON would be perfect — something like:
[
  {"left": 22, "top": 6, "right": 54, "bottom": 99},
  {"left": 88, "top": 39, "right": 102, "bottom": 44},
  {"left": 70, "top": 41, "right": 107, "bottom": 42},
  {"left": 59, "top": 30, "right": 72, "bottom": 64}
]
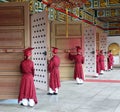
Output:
[
  {"left": 77, "top": 83, "right": 83, "bottom": 85},
  {"left": 77, "top": 83, "right": 80, "bottom": 85},
  {"left": 47, "top": 93, "right": 53, "bottom": 95},
  {"left": 100, "top": 73, "right": 103, "bottom": 75},
  {"left": 20, "top": 103, "right": 23, "bottom": 106},
  {"left": 53, "top": 93, "right": 58, "bottom": 95}
]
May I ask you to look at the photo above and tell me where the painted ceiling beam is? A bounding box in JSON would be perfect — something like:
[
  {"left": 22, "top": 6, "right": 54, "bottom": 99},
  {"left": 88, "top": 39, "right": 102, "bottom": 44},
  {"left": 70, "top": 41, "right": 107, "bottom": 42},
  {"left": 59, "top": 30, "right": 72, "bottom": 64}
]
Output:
[
  {"left": 0, "top": 0, "right": 8, "bottom": 2},
  {"left": 42, "top": 0, "right": 120, "bottom": 31}
]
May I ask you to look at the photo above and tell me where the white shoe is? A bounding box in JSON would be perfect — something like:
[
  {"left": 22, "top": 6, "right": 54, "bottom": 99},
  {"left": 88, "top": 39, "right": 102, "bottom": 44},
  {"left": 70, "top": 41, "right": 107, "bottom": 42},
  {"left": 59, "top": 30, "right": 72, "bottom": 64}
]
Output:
[
  {"left": 111, "top": 66, "right": 113, "bottom": 69},
  {"left": 94, "top": 73, "right": 98, "bottom": 77},
  {"left": 100, "top": 70, "right": 104, "bottom": 74},
  {"left": 79, "top": 79, "right": 83, "bottom": 84},
  {"left": 48, "top": 88, "right": 54, "bottom": 94},
  {"left": 22, "top": 99, "right": 28, "bottom": 106},
  {"left": 76, "top": 78, "right": 80, "bottom": 84},
  {"left": 55, "top": 88, "right": 58, "bottom": 94},
  {"left": 28, "top": 99, "right": 35, "bottom": 107}
]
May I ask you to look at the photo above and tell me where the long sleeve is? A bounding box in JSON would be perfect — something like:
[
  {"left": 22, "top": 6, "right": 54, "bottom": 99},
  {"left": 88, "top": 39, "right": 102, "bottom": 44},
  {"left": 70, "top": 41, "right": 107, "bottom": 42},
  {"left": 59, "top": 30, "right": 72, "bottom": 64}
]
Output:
[
  {"left": 81, "top": 56, "right": 84, "bottom": 64},
  {"left": 32, "top": 63, "right": 35, "bottom": 77},
  {"left": 48, "top": 57, "right": 54, "bottom": 73},
  {"left": 68, "top": 53, "right": 75, "bottom": 60}
]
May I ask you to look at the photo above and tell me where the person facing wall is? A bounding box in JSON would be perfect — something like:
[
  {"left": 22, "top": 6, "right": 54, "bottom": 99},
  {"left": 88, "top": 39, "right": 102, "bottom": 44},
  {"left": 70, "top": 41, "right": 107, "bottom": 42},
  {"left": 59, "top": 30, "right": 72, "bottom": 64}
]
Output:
[
  {"left": 67, "top": 46, "right": 84, "bottom": 84},
  {"left": 18, "top": 47, "right": 37, "bottom": 107},
  {"left": 47, "top": 47, "right": 61, "bottom": 95},
  {"left": 107, "top": 50, "right": 114, "bottom": 71},
  {"left": 99, "top": 50, "right": 105, "bottom": 74}
]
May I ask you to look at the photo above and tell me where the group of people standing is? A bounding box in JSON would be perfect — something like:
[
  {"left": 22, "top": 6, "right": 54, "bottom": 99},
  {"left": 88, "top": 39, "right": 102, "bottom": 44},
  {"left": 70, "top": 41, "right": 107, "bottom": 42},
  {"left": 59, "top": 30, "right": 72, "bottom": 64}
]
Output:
[
  {"left": 17, "top": 46, "right": 114, "bottom": 107},
  {"left": 17, "top": 46, "right": 85, "bottom": 107},
  {"left": 96, "top": 50, "right": 114, "bottom": 76},
  {"left": 47, "top": 47, "right": 114, "bottom": 96},
  {"left": 47, "top": 46, "right": 85, "bottom": 95}
]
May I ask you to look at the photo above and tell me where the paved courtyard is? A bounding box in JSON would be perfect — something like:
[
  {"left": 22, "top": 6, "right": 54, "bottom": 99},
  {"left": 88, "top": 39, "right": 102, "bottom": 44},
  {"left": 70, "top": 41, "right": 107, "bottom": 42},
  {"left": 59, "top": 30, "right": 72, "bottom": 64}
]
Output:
[{"left": 1, "top": 68, "right": 120, "bottom": 112}]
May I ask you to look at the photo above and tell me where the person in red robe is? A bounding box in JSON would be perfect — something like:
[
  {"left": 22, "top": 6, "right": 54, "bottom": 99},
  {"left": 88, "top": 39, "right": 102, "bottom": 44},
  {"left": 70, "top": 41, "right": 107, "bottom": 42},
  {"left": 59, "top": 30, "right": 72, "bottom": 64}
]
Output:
[
  {"left": 47, "top": 47, "right": 61, "bottom": 95},
  {"left": 68, "top": 46, "right": 84, "bottom": 84},
  {"left": 96, "top": 50, "right": 100, "bottom": 76},
  {"left": 107, "top": 50, "right": 114, "bottom": 71},
  {"left": 18, "top": 47, "right": 37, "bottom": 107},
  {"left": 99, "top": 50, "right": 105, "bottom": 74}
]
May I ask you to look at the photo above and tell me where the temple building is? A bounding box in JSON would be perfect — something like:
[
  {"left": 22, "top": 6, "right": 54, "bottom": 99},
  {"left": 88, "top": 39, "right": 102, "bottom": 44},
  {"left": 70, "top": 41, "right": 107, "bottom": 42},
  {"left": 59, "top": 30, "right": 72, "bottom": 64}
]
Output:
[{"left": 0, "top": 1, "right": 120, "bottom": 111}]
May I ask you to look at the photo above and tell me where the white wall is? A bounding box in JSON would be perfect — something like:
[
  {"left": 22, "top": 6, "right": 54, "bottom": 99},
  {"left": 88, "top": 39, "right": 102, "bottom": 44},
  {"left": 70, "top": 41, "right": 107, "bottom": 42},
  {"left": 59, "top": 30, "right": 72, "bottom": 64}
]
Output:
[
  {"left": 107, "top": 36, "right": 120, "bottom": 47},
  {"left": 107, "top": 36, "right": 120, "bottom": 66}
]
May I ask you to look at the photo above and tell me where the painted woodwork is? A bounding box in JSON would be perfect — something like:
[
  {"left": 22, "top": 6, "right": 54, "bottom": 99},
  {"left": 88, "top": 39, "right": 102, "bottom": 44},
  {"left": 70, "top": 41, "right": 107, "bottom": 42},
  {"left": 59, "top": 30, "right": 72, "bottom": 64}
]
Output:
[{"left": 0, "top": 2, "right": 30, "bottom": 99}]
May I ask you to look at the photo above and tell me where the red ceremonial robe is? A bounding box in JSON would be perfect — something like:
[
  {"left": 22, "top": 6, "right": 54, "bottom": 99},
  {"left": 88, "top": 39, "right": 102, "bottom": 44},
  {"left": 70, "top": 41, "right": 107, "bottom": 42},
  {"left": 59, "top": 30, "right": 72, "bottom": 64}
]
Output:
[
  {"left": 96, "top": 54, "right": 100, "bottom": 74},
  {"left": 18, "top": 59, "right": 37, "bottom": 104},
  {"left": 69, "top": 53, "right": 84, "bottom": 80},
  {"left": 108, "top": 53, "right": 114, "bottom": 69},
  {"left": 99, "top": 54, "right": 105, "bottom": 71},
  {"left": 48, "top": 55, "right": 60, "bottom": 91}
]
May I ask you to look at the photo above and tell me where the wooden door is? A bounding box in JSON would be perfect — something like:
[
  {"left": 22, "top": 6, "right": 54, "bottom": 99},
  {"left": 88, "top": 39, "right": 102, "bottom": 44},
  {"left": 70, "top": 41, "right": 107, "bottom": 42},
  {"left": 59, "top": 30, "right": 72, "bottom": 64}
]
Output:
[
  {"left": 0, "top": 2, "right": 30, "bottom": 99},
  {"left": 50, "top": 21, "right": 83, "bottom": 81},
  {"left": 31, "top": 11, "right": 49, "bottom": 91},
  {"left": 84, "top": 26, "right": 96, "bottom": 77}
]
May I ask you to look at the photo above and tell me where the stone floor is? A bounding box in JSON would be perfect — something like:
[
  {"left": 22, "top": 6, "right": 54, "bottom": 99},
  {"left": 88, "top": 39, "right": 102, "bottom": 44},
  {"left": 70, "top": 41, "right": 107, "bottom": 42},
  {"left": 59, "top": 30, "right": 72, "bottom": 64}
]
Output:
[
  {"left": 85, "top": 68, "right": 120, "bottom": 80},
  {"left": 1, "top": 68, "right": 120, "bottom": 112}
]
